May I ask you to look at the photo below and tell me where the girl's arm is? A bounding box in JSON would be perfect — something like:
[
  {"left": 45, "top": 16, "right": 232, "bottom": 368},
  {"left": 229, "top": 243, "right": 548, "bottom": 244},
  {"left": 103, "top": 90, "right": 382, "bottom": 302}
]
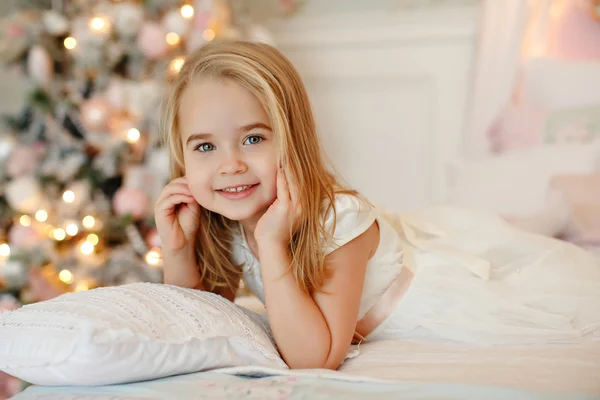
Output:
[
  {"left": 163, "top": 246, "right": 238, "bottom": 302},
  {"left": 162, "top": 245, "right": 206, "bottom": 291},
  {"left": 260, "top": 221, "right": 378, "bottom": 370}
]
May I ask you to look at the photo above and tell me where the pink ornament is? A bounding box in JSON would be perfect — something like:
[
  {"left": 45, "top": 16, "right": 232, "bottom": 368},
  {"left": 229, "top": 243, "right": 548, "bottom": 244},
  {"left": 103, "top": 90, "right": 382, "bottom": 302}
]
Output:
[
  {"left": 7, "top": 24, "right": 25, "bottom": 38},
  {"left": 193, "top": 10, "right": 212, "bottom": 32},
  {"left": 136, "top": 22, "right": 169, "bottom": 60},
  {"left": 8, "top": 224, "right": 43, "bottom": 251},
  {"left": 6, "top": 145, "right": 44, "bottom": 178},
  {"left": 0, "top": 295, "right": 19, "bottom": 312},
  {"left": 80, "top": 96, "right": 111, "bottom": 132},
  {"left": 279, "top": 0, "right": 300, "bottom": 15},
  {"left": 113, "top": 187, "right": 150, "bottom": 220}
]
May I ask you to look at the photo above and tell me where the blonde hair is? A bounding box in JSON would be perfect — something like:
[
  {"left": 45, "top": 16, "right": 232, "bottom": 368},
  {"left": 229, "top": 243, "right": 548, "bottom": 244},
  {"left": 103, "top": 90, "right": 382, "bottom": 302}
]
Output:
[{"left": 160, "top": 40, "right": 354, "bottom": 294}]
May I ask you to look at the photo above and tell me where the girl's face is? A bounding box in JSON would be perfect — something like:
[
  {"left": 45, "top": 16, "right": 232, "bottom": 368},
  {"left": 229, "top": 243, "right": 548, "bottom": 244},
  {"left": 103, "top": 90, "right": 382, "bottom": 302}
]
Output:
[{"left": 178, "top": 78, "right": 278, "bottom": 223}]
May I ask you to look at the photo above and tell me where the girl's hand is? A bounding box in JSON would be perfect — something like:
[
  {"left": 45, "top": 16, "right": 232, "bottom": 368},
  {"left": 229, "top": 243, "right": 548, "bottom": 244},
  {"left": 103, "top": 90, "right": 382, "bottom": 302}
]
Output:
[
  {"left": 154, "top": 176, "right": 201, "bottom": 253},
  {"left": 255, "top": 167, "right": 302, "bottom": 248}
]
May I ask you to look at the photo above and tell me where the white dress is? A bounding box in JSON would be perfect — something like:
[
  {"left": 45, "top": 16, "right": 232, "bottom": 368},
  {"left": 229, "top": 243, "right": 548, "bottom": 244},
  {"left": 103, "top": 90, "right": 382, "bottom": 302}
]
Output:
[{"left": 232, "top": 194, "right": 600, "bottom": 346}]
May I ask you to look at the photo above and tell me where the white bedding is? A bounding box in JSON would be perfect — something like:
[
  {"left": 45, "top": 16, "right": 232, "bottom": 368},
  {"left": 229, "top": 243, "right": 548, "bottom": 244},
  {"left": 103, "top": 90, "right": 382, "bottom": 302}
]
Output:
[{"left": 14, "top": 338, "right": 600, "bottom": 399}]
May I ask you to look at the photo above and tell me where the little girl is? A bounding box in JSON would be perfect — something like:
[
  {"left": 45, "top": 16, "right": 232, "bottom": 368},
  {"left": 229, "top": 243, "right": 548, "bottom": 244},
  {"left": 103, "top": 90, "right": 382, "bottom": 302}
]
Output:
[{"left": 155, "top": 41, "right": 600, "bottom": 370}]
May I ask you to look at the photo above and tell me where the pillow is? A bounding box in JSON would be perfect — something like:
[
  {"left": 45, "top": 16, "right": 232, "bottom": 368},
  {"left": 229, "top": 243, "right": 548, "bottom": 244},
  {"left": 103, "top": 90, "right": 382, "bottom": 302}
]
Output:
[
  {"left": 445, "top": 141, "right": 600, "bottom": 217},
  {"left": 489, "top": 102, "right": 600, "bottom": 153},
  {"left": 0, "top": 283, "right": 287, "bottom": 386}
]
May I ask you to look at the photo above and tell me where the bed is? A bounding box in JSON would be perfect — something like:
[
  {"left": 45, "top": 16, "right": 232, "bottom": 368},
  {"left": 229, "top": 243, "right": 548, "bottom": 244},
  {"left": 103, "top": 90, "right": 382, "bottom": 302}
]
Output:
[{"left": 11, "top": 295, "right": 600, "bottom": 400}]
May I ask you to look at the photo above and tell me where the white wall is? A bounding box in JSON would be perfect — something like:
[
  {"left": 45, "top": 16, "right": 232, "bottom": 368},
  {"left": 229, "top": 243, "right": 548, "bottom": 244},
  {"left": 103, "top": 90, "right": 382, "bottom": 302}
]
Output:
[{"left": 266, "top": 2, "right": 480, "bottom": 211}]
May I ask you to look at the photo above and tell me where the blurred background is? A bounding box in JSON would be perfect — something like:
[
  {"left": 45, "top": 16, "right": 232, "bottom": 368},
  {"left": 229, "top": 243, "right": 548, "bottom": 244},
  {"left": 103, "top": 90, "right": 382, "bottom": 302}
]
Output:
[{"left": 0, "top": 0, "right": 599, "bottom": 395}]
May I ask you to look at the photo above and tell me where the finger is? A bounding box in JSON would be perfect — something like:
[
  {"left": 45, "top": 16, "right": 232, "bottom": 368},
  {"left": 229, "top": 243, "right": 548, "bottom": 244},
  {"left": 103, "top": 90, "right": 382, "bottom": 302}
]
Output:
[
  {"left": 286, "top": 170, "right": 299, "bottom": 207},
  {"left": 171, "top": 176, "right": 188, "bottom": 184},
  {"left": 158, "top": 183, "right": 193, "bottom": 200},
  {"left": 277, "top": 166, "right": 290, "bottom": 204},
  {"left": 156, "top": 193, "right": 196, "bottom": 215}
]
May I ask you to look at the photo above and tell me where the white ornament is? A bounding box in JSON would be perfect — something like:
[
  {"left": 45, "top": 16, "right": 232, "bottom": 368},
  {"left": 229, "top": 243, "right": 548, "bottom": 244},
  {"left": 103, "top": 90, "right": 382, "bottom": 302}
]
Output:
[
  {"left": 43, "top": 11, "right": 69, "bottom": 36},
  {"left": 113, "top": 3, "right": 144, "bottom": 38},
  {"left": 162, "top": 9, "right": 190, "bottom": 37},
  {"left": 127, "top": 80, "right": 162, "bottom": 119},
  {"left": 4, "top": 176, "right": 44, "bottom": 214},
  {"left": 0, "top": 133, "right": 16, "bottom": 164},
  {"left": 146, "top": 147, "right": 170, "bottom": 204},
  {"left": 0, "top": 260, "right": 27, "bottom": 289},
  {"left": 105, "top": 78, "right": 129, "bottom": 111},
  {"left": 27, "top": 46, "right": 54, "bottom": 87},
  {"left": 55, "top": 152, "right": 87, "bottom": 182}
]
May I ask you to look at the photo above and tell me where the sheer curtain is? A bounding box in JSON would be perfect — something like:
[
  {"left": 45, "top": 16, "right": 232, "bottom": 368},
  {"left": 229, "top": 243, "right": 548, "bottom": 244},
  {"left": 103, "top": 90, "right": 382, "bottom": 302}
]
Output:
[{"left": 463, "top": 0, "right": 551, "bottom": 159}]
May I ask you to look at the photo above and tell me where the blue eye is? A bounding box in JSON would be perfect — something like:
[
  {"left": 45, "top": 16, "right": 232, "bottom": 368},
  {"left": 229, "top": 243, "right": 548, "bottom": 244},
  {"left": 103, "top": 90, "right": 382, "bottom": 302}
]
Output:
[
  {"left": 243, "top": 135, "right": 263, "bottom": 145},
  {"left": 196, "top": 143, "right": 215, "bottom": 152}
]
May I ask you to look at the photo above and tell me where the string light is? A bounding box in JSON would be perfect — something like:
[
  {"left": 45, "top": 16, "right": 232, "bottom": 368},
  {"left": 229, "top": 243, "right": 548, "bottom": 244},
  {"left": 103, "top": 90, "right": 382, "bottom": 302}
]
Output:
[
  {"left": 90, "top": 17, "right": 106, "bottom": 31},
  {"left": 166, "top": 32, "right": 180, "bottom": 46},
  {"left": 86, "top": 233, "right": 99, "bottom": 245},
  {"left": 53, "top": 228, "right": 66, "bottom": 241},
  {"left": 63, "top": 190, "right": 75, "bottom": 203},
  {"left": 203, "top": 29, "right": 215, "bottom": 41},
  {"left": 59, "top": 269, "right": 75, "bottom": 284},
  {"left": 64, "top": 37, "right": 77, "bottom": 50},
  {"left": 80, "top": 241, "right": 94, "bottom": 255},
  {"left": 66, "top": 223, "right": 79, "bottom": 236},
  {"left": 145, "top": 248, "right": 162, "bottom": 266},
  {"left": 19, "top": 215, "right": 31, "bottom": 227},
  {"left": 75, "top": 281, "right": 89, "bottom": 292},
  {"left": 0, "top": 243, "right": 10, "bottom": 257},
  {"left": 169, "top": 57, "right": 185, "bottom": 75},
  {"left": 35, "top": 210, "right": 48, "bottom": 222},
  {"left": 127, "top": 128, "right": 140, "bottom": 143},
  {"left": 82, "top": 215, "right": 96, "bottom": 229},
  {"left": 180, "top": 4, "right": 194, "bottom": 19}
]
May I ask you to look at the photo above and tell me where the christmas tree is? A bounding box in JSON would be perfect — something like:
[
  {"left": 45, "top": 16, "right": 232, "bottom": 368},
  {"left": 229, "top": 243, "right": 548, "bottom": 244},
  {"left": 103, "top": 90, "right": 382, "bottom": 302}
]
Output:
[{"left": 0, "top": 0, "right": 299, "bottom": 305}]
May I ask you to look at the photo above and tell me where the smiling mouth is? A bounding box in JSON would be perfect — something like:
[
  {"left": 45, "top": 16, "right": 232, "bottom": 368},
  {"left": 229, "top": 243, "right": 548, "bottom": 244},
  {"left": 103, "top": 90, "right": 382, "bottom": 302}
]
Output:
[{"left": 219, "top": 184, "right": 256, "bottom": 193}]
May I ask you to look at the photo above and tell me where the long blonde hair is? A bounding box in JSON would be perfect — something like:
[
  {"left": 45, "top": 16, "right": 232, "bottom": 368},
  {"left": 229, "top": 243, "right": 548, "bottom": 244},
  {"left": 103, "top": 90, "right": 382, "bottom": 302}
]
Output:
[{"left": 160, "top": 40, "right": 354, "bottom": 294}]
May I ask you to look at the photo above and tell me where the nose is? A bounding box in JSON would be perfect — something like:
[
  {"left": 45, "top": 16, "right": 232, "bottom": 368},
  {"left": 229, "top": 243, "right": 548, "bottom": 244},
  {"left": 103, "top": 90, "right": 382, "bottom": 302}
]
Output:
[{"left": 218, "top": 149, "right": 247, "bottom": 175}]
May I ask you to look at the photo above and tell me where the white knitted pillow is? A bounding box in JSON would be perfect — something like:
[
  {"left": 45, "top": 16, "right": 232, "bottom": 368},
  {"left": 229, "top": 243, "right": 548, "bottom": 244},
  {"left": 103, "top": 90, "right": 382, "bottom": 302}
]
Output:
[{"left": 0, "top": 283, "right": 286, "bottom": 386}]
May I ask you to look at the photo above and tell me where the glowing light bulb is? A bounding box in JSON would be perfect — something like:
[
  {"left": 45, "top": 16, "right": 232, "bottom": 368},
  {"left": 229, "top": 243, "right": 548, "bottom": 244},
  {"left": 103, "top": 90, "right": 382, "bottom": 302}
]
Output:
[
  {"left": 169, "top": 57, "right": 185, "bottom": 75},
  {"left": 35, "top": 210, "right": 48, "bottom": 222},
  {"left": 181, "top": 5, "right": 194, "bottom": 19},
  {"left": 86, "top": 234, "right": 99, "bottom": 245},
  {"left": 53, "top": 228, "right": 66, "bottom": 241},
  {"left": 166, "top": 32, "right": 180, "bottom": 46},
  {"left": 63, "top": 190, "right": 75, "bottom": 203},
  {"left": 75, "top": 281, "right": 89, "bottom": 291},
  {"left": 127, "top": 128, "right": 140, "bottom": 143},
  {"left": 59, "top": 269, "right": 74, "bottom": 284},
  {"left": 90, "top": 17, "right": 106, "bottom": 31},
  {"left": 145, "top": 248, "right": 162, "bottom": 266},
  {"left": 19, "top": 215, "right": 31, "bottom": 226},
  {"left": 64, "top": 37, "right": 77, "bottom": 50},
  {"left": 66, "top": 223, "right": 79, "bottom": 236},
  {"left": 0, "top": 243, "right": 10, "bottom": 257},
  {"left": 82, "top": 215, "right": 96, "bottom": 229},
  {"left": 80, "top": 241, "right": 94, "bottom": 255}
]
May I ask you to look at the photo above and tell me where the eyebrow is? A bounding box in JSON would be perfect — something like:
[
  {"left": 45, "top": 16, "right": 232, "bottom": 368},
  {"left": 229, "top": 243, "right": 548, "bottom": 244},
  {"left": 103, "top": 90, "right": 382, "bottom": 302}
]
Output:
[
  {"left": 185, "top": 122, "right": 272, "bottom": 145},
  {"left": 240, "top": 122, "right": 272, "bottom": 132},
  {"left": 186, "top": 133, "right": 212, "bottom": 146}
]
